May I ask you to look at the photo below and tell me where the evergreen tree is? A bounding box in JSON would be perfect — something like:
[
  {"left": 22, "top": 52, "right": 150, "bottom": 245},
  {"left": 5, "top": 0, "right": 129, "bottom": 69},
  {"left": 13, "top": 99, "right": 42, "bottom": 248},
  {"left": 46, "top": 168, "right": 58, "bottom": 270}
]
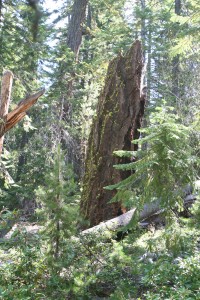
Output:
[
  {"left": 36, "top": 145, "right": 78, "bottom": 260},
  {"left": 105, "top": 104, "right": 197, "bottom": 225}
]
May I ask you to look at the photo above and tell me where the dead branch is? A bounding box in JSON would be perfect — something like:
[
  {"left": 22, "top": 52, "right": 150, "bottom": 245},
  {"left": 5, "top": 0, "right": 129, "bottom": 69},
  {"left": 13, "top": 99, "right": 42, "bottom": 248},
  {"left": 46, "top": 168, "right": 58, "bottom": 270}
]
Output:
[{"left": 4, "top": 89, "right": 45, "bottom": 135}]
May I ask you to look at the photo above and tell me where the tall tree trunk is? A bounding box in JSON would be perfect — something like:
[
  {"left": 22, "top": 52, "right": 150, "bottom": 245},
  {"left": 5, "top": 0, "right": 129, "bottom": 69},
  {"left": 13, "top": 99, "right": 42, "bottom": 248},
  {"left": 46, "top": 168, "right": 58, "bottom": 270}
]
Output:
[
  {"left": 0, "top": 0, "right": 3, "bottom": 73},
  {"left": 80, "top": 41, "right": 145, "bottom": 227},
  {"left": 0, "top": 0, "right": 2, "bottom": 20},
  {"left": 172, "top": 0, "right": 181, "bottom": 101},
  {"left": 61, "top": 0, "right": 88, "bottom": 177},
  {"left": 146, "top": 24, "right": 152, "bottom": 101},
  {"left": 64, "top": 0, "right": 88, "bottom": 105},
  {"left": 80, "top": 3, "right": 92, "bottom": 173},
  {"left": 139, "top": 0, "right": 149, "bottom": 151},
  {"left": 63, "top": 0, "right": 88, "bottom": 109},
  {"left": 16, "top": 131, "right": 28, "bottom": 181},
  {"left": 175, "top": 0, "right": 181, "bottom": 14},
  {"left": 140, "top": 0, "right": 146, "bottom": 45},
  {"left": 67, "top": 0, "right": 88, "bottom": 61},
  {"left": 141, "top": 18, "right": 152, "bottom": 151}
]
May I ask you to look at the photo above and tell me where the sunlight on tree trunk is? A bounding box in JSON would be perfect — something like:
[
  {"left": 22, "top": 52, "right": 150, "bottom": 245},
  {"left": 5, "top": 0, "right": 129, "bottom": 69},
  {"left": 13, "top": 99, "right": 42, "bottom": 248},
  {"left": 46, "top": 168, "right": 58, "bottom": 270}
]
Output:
[{"left": 0, "top": 70, "right": 13, "bottom": 156}]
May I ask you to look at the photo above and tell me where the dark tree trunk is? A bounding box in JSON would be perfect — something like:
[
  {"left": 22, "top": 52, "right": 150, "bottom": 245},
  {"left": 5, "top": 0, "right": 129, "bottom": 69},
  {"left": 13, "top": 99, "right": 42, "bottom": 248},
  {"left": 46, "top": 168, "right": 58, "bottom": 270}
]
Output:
[
  {"left": 16, "top": 131, "right": 28, "bottom": 181},
  {"left": 172, "top": 55, "right": 180, "bottom": 99},
  {"left": 55, "top": 220, "right": 60, "bottom": 259},
  {"left": 140, "top": 0, "right": 146, "bottom": 44},
  {"left": 67, "top": 0, "right": 88, "bottom": 61},
  {"left": 0, "top": 0, "right": 3, "bottom": 64},
  {"left": 60, "top": 0, "right": 88, "bottom": 177},
  {"left": 175, "top": 0, "right": 181, "bottom": 14},
  {"left": 64, "top": 0, "right": 88, "bottom": 102},
  {"left": 172, "top": 0, "right": 181, "bottom": 101},
  {"left": 80, "top": 40, "right": 145, "bottom": 227},
  {"left": 0, "top": 0, "right": 2, "bottom": 19},
  {"left": 80, "top": 3, "right": 93, "bottom": 173},
  {"left": 139, "top": 0, "right": 149, "bottom": 151}
]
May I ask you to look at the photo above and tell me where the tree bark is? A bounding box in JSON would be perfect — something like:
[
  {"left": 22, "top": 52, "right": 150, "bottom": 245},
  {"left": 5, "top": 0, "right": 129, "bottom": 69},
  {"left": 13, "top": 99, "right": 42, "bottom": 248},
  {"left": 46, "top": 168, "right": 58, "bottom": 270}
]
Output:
[
  {"left": 175, "top": 0, "right": 181, "bottom": 14},
  {"left": 16, "top": 131, "right": 28, "bottom": 181},
  {"left": 80, "top": 40, "right": 145, "bottom": 227},
  {"left": 0, "top": 70, "right": 13, "bottom": 155},
  {"left": 67, "top": 0, "right": 88, "bottom": 61},
  {"left": 82, "top": 209, "right": 136, "bottom": 235},
  {"left": 0, "top": 0, "right": 2, "bottom": 20},
  {"left": 140, "top": 0, "right": 146, "bottom": 45},
  {"left": 172, "top": 0, "right": 181, "bottom": 101},
  {"left": 59, "top": 0, "right": 88, "bottom": 178}
]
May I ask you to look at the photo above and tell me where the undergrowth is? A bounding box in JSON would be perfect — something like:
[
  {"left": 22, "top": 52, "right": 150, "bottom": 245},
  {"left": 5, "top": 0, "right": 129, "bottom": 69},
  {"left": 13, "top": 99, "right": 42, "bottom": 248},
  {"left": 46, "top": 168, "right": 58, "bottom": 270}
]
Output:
[{"left": 0, "top": 205, "right": 199, "bottom": 299}]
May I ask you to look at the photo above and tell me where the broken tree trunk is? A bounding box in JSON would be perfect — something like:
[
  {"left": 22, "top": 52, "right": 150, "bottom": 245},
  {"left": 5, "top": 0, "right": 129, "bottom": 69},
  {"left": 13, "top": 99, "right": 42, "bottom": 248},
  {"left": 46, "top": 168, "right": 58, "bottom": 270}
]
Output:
[
  {"left": 0, "top": 71, "right": 13, "bottom": 155},
  {"left": 80, "top": 40, "right": 145, "bottom": 227},
  {"left": 4, "top": 89, "right": 45, "bottom": 134},
  {"left": 0, "top": 70, "right": 45, "bottom": 157}
]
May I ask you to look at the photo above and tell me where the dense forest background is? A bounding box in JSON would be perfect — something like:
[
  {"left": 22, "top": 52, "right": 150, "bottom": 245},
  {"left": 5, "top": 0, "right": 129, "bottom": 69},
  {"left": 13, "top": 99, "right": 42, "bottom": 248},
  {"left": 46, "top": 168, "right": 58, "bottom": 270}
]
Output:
[{"left": 0, "top": 0, "right": 199, "bottom": 299}]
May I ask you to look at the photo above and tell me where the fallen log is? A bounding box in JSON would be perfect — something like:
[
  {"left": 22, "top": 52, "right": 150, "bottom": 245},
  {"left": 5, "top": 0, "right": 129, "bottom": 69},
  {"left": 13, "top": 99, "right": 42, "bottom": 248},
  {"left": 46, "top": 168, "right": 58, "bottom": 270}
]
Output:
[
  {"left": 0, "top": 193, "right": 197, "bottom": 243},
  {"left": 1, "top": 181, "right": 198, "bottom": 241},
  {"left": 82, "top": 208, "right": 136, "bottom": 235},
  {"left": 81, "top": 193, "right": 197, "bottom": 235}
]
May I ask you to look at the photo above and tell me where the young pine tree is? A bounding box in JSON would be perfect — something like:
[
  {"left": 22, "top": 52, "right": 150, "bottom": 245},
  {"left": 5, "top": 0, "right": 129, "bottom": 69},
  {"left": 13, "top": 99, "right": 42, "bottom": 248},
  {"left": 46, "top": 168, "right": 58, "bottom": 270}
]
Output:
[{"left": 35, "top": 145, "right": 78, "bottom": 260}]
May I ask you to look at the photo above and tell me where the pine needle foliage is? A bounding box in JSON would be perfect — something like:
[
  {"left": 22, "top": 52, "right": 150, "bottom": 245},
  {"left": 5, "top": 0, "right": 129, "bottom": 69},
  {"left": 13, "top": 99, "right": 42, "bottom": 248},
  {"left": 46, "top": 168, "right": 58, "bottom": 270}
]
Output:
[
  {"left": 105, "top": 105, "right": 197, "bottom": 224},
  {"left": 35, "top": 145, "right": 78, "bottom": 260}
]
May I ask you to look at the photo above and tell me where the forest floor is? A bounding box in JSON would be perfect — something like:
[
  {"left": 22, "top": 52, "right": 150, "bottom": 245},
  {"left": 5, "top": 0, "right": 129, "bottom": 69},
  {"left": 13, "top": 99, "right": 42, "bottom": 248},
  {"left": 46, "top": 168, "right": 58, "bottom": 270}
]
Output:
[
  {"left": 0, "top": 208, "right": 199, "bottom": 299},
  {"left": 4, "top": 222, "right": 42, "bottom": 239}
]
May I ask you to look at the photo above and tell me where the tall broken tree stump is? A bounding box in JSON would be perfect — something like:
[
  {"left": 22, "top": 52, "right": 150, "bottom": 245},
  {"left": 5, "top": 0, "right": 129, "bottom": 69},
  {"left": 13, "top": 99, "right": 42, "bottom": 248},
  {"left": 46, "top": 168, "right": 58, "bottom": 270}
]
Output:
[
  {"left": 80, "top": 40, "right": 145, "bottom": 227},
  {"left": 0, "top": 70, "right": 45, "bottom": 158},
  {"left": 0, "top": 71, "right": 13, "bottom": 155}
]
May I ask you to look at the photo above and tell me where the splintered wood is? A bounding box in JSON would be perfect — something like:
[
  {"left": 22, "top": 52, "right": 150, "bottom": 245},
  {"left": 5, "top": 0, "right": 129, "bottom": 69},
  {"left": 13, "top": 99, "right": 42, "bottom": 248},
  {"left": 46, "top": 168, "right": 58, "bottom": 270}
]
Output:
[{"left": 0, "top": 70, "right": 45, "bottom": 156}]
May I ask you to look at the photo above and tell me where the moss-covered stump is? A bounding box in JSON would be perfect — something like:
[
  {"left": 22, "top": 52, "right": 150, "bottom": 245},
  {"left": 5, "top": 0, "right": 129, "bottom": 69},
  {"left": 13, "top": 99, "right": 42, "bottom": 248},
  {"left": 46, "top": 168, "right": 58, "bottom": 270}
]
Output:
[{"left": 80, "top": 40, "right": 145, "bottom": 227}]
